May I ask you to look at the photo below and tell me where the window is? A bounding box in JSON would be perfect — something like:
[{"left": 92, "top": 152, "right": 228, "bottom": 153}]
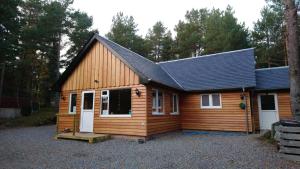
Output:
[
  {"left": 69, "top": 93, "right": 77, "bottom": 114},
  {"left": 152, "top": 89, "right": 164, "bottom": 115},
  {"left": 201, "top": 94, "right": 221, "bottom": 108},
  {"left": 101, "top": 89, "right": 131, "bottom": 117},
  {"left": 83, "top": 92, "right": 94, "bottom": 110},
  {"left": 260, "top": 95, "right": 276, "bottom": 110},
  {"left": 171, "top": 94, "right": 179, "bottom": 115}
]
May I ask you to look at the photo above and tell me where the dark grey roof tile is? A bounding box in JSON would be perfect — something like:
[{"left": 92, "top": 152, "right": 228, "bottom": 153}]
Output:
[
  {"left": 159, "top": 48, "right": 256, "bottom": 91},
  {"left": 255, "top": 66, "right": 289, "bottom": 90}
]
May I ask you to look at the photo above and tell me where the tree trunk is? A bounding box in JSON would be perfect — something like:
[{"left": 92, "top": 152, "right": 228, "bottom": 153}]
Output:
[{"left": 284, "top": 0, "right": 300, "bottom": 121}]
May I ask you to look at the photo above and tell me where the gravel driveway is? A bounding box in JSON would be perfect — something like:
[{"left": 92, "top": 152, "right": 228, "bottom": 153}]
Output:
[{"left": 1, "top": 125, "right": 300, "bottom": 169}]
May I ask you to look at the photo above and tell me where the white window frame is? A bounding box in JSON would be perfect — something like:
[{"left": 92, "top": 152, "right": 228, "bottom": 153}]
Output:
[
  {"left": 68, "top": 93, "right": 77, "bottom": 114},
  {"left": 171, "top": 94, "right": 179, "bottom": 115},
  {"left": 81, "top": 90, "right": 95, "bottom": 111},
  {"left": 200, "top": 93, "right": 222, "bottom": 109},
  {"left": 152, "top": 89, "right": 164, "bottom": 115},
  {"left": 100, "top": 89, "right": 132, "bottom": 118}
]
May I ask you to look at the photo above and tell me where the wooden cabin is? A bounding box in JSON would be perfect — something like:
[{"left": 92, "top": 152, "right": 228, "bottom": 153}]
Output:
[{"left": 55, "top": 34, "right": 292, "bottom": 138}]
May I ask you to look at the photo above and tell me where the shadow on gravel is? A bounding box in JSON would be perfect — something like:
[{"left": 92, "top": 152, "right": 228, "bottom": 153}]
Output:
[{"left": 182, "top": 130, "right": 246, "bottom": 136}]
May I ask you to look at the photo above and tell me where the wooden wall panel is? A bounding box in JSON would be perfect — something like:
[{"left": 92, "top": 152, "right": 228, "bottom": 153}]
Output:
[
  {"left": 252, "top": 92, "right": 293, "bottom": 131},
  {"left": 180, "top": 92, "right": 252, "bottom": 132},
  {"left": 93, "top": 85, "right": 147, "bottom": 136},
  {"left": 58, "top": 85, "right": 147, "bottom": 136},
  {"left": 278, "top": 92, "right": 293, "bottom": 119},
  {"left": 61, "top": 41, "right": 140, "bottom": 91},
  {"left": 59, "top": 41, "right": 146, "bottom": 136},
  {"left": 146, "top": 85, "right": 181, "bottom": 135},
  {"left": 58, "top": 90, "right": 81, "bottom": 132}
]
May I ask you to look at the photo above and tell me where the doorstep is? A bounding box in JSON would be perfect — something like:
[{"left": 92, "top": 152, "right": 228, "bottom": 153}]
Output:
[{"left": 55, "top": 132, "right": 111, "bottom": 143}]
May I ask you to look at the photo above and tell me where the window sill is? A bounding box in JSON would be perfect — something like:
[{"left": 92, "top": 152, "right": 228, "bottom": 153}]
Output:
[
  {"left": 152, "top": 112, "right": 165, "bottom": 115},
  {"left": 200, "top": 106, "right": 222, "bottom": 109},
  {"left": 68, "top": 112, "right": 76, "bottom": 115},
  {"left": 170, "top": 112, "right": 179, "bottom": 115},
  {"left": 100, "top": 114, "right": 132, "bottom": 118}
]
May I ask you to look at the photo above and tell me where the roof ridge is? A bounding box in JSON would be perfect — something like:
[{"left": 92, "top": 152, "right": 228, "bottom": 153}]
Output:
[
  {"left": 96, "top": 34, "right": 155, "bottom": 64},
  {"left": 256, "top": 66, "right": 289, "bottom": 71},
  {"left": 158, "top": 48, "right": 254, "bottom": 64}
]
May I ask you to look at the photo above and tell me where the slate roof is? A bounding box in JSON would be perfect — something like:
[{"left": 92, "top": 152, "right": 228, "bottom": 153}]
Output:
[
  {"left": 56, "top": 33, "right": 289, "bottom": 92},
  {"left": 255, "top": 66, "right": 290, "bottom": 90},
  {"left": 159, "top": 48, "right": 256, "bottom": 91}
]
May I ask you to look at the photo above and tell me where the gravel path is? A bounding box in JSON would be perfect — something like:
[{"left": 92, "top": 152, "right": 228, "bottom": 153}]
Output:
[{"left": 1, "top": 126, "right": 300, "bottom": 169}]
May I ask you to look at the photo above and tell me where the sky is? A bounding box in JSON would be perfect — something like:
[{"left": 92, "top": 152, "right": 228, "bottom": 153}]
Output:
[{"left": 72, "top": 0, "right": 267, "bottom": 37}]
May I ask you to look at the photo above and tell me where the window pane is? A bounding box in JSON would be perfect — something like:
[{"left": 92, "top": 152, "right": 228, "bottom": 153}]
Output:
[
  {"left": 109, "top": 89, "right": 131, "bottom": 115},
  {"left": 83, "top": 93, "right": 93, "bottom": 110},
  {"left": 158, "top": 91, "right": 163, "bottom": 112},
  {"left": 212, "top": 94, "right": 220, "bottom": 106},
  {"left": 173, "top": 95, "right": 178, "bottom": 112},
  {"left": 261, "top": 95, "right": 275, "bottom": 110},
  {"left": 70, "top": 94, "right": 77, "bottom": 112},
  {"left": 202, "top": 95, "right": 209, "bottom": 106},
  {"left": 152, "top": 90, "right": 156, "bottom": 109}
]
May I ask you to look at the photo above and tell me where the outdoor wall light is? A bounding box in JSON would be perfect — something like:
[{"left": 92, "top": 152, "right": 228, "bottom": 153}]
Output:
[
  {"left": 135, "top": 88, "right": 141, "bottom": 97},
  {"left": 61, "top": 94, "right": 66, "bottom": 100}
]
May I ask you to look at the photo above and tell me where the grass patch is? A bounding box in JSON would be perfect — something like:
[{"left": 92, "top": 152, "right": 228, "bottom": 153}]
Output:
[
  {"left": 258, "top": 130, "right": 277, "bottom": 145},
  {"left": 0, "top": 108, "right": 56, "bottom": 128}
]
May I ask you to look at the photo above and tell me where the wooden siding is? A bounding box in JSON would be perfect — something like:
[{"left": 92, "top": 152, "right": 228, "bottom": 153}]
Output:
[
  {"left": 146, "top": 85, "right": 181, "bottom": 135},
  {"left": 58, "top": 86, "right": 147, "bottom": 136},
  {"left": 180, "top": 92, "right": 253, "bottom": 132},
  {"left": 58, "top": 90, "right": 81, "bottom": 132},
  {"left": 252, "top": 92, "right": 293, "bottom": 131},
  {"left": 278, "top": 92, "right": 293, "bottom": 119},
  {"left": 93, "top": 85, "right": 147, "bottom": 136},
  {"left": 61, "top": 41, "right": 139, "bottom": 91},
  {"left": 58, "top": 41, "right": 146, "bottom": 136}
]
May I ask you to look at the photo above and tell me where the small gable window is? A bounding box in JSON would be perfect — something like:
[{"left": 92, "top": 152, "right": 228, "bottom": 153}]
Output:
[
  {"left": 152, "top": 89, "right": 164, "bottom": 115},
  {"left": 201, "top": 94, "right": 222, "bottom": 108},
  {"left": 69, "top": 93, "right": 77, "bottom": 114}
]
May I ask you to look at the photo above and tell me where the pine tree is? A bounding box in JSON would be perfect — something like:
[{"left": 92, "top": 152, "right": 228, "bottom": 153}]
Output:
[
  {"left": 106, "top": 12, "right": 148, "bottom": 57},
  {"left": 252, "top": 1, "right": 286, "bottom": 68},
  {"left": 145, "top": 21, "right": 175, "bottom": 61}
]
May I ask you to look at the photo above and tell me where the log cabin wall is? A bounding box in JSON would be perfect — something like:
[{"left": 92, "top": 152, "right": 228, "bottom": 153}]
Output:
[
  {"left": 58, "top": 41, "right": 147, "bottom": 136},
  {"left": 180, "top": 91, "right": 253, "bottom": 132},
  {"left": 252, "top": 91, "right": 293, "bottom": 131},
  {"left": 146, "top": 85, "right": 181, "bottom": 135}
]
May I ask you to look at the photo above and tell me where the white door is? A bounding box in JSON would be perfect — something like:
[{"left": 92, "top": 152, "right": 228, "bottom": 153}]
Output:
[
  {"left": 258, "top": 93, "right": 279, "bottom": 130},
  {"left": 80, "top": 91, "right": 95, "bottom": 132}
]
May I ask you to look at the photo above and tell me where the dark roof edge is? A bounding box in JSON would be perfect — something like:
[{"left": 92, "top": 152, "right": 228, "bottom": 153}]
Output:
[
  {"left": 255, "top": 88, "right": 290, "bottom": 92},
  {"left": 184, "top": 86, "right": 255, "bottom": 93},
  {"left": 158, "top": 48, "right": 255, "bottom": 64}
]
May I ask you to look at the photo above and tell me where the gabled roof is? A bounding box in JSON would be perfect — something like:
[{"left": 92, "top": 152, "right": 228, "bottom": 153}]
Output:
[
  {"left": 55, "top": 34, "right": 181, "bottom": 90},
  {"left": 97, "top": 36, "right": 181, "bottom": 89},
  {"left": 57, "top": 33, "right": 289, "bottom": 93},
  {"left": 159, "top": 48, "right": 256, "bottom": 91},
  {"left": 255, "top": 66, "right": 289, "bottom": 90}
]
